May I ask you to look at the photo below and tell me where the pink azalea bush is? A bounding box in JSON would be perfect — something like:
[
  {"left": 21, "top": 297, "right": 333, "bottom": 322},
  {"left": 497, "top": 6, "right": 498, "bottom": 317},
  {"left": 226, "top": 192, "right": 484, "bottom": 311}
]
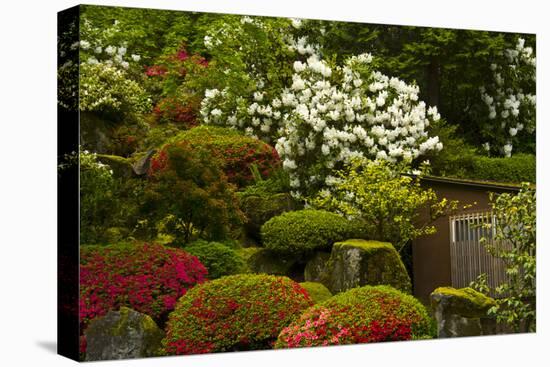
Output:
[{"left": 79, "top": 243, "right": 207, "bottom": 331}]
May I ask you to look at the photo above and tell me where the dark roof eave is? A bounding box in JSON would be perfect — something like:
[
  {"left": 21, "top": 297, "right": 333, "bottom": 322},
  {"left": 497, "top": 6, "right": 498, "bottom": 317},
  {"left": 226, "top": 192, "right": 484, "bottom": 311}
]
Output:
[{"left": 416, "top": 175, "right": 527, "bottom": 192}]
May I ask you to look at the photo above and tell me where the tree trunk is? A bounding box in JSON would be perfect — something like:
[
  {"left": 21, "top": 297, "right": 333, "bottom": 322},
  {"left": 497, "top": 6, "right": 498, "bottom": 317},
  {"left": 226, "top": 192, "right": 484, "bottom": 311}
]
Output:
[{"left": 426, "top": 57, "right": 440, "bottom": 107}]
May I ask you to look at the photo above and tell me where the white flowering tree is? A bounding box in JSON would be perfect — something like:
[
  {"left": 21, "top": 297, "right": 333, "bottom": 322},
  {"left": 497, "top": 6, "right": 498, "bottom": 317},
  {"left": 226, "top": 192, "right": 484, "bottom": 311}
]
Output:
[
  {"left": 75, "top": 16, "right": 152, "bottom": 117},
  {"left": 199, "top": 16, "right": 443, "bottom": 197},
  {"left": 480, "top": 38, "right": 536, "bottom": 157}
]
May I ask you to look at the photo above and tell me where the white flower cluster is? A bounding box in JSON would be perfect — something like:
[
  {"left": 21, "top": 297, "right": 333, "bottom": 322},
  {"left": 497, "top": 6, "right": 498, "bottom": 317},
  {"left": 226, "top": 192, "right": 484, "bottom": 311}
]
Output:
[
  {"left": 480, "top": 37, "right": 536, "bottom": 157},
  {"left": 201, "top": 39, "right": 442, "bottom": 197},
  {"left": 79, "top": 63, "right": 152, "bottom": 114},
  {"left": 79, "top": 18, "right": 142, "bottom": 71},
  {"left": 83, "top": 41, "right": 140, "bottom": 70}
]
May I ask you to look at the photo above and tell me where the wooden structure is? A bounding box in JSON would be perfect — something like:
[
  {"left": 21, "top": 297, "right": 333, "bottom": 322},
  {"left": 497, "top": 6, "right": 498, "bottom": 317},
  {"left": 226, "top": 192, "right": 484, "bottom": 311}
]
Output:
[{"left": 412, "top": 176, "right": 521, "bottom": 303}]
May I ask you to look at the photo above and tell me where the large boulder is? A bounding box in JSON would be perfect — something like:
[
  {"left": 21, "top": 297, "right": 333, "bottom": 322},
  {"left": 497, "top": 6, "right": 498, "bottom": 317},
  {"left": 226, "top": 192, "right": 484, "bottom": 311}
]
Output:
[
  {"left": 304, "top": 252, "right": 331, "bottom": 283},
  {"left": 237, "top": 247, "right": 298, "bottom": 276},
  {"left": 431, "top": 287, "right": 497, "bottom": 338},
  {"left": 239, "top": 193, "right": 295, "bottom": 242},
  {"left": 96, "top": 154, "right": 135, "bottom": 179},
  {"left": 84, "top": 307, "right": 165, "bottom": 361},
  {"left": 132, "top": 150, "right": 156, "bottom": 176},
  {"left": 325, "top": 239, "right": 411, "bottom": 294}
]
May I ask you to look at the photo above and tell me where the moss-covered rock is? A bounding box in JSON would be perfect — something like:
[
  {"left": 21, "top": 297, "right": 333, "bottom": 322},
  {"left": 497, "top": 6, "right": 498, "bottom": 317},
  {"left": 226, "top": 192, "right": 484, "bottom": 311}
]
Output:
[
  {"left": 249, "top": 248, "right": 297, "bottom": 276},
  {"left": 430, "top": 286, "right": 497, "bottom": 338},
  {"left": 326, "top": 239, "right": 411, "bottom": 294},
  {"left": 84, "top": 307, "right": 165, "bottom": 361},
  {"left": 304, "top": 252, "right": 331, "bottom": 283},
  {"left": 96, "top": 154, "right": 135, "bottom": 179},
  {"left": 431, "top": 287, "right": 496, "bottom": 318},
  {"left": 300, "top": 282, "right": 333, "bottom": 303},
  {"left": 238, "top": 192, "right": 295, "bottom": 242}
]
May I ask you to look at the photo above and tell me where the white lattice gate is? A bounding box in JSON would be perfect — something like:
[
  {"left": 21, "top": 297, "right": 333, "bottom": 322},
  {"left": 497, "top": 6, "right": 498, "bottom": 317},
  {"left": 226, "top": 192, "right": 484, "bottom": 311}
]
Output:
[{"left": 449, "top": 211, "right": 510, "bottom": 298}]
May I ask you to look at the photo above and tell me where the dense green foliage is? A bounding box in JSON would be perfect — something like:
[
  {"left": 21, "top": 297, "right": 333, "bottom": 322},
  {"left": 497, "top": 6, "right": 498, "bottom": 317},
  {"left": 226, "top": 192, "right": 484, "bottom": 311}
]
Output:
[
  {"left": 163, "top": 274, "right": 313, "bottom": 354},
  {"left": 313, "top": 159, "right": 457, "bottom": 252},
  {"left": 472, "top": 183, "right": 536, "bottom": 332},
  {"left": 143, "top": 142, "right": 244, "bottom": 243},
  {"left": 447, "top": 154, "right": 535, "bottom": 184},
  {"left": 275, "top": 285, "right": 433, "bottom": 348},
  {"left": 261, "top": 209, "right": 362, "bottom": 255},
  {"left": 183, "top": 240, "right": 246, "bottom": 279}
]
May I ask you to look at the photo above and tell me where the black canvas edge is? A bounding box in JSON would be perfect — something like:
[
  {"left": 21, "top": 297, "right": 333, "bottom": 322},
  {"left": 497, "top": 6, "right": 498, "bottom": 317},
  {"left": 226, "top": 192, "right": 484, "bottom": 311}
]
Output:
[{"left": 57, "top": 4, "right": 81, "bottom": 362}]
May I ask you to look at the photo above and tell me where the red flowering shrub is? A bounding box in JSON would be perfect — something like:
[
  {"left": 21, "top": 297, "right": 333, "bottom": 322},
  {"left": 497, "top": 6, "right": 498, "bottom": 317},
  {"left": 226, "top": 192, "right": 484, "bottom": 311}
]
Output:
[
  {"left": 169, "top": 125, "right": 281, "bottom": 187},
  {"left": 152, "top": 96, "right": 200, "bottom": 128},
  {"left": 275, "top": 285, "right": 432, "bottom": 349},
  {"left": 79, "top": 243, "right": 207, "bottom": 331},
  {"left": 163, "top": 274, "right": 314, "bottom": 355}
]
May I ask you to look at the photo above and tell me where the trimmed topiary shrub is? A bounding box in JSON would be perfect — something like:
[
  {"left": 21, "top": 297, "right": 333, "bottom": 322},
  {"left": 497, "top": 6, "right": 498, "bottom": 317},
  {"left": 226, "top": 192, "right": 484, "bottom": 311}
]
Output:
[
  {"left": 275, "top": 285, "right": 432, "bottom": 348},
  {"left": 163, "top": 274, "right": 314, "bottom": 354},
  {"left": 469, "top": 154, "right": 535, "bottom": 183},
  {"left": 261, "top": 209, "right": 363, "bottom": 256},
  {"left": 300, "top": 282, "right": 333, "bottom": 304},
  {"left": 184, "top": 240, "right": 246, "bottom": 279},
  {"left": 441, "top": 153, "right": 535, "bottom": 184},
  {"left": 169, "top": 125, "right": 281, "bottom": 187},
  {"left": 80, "top": 243, "right": 207, "bottom": 331}
]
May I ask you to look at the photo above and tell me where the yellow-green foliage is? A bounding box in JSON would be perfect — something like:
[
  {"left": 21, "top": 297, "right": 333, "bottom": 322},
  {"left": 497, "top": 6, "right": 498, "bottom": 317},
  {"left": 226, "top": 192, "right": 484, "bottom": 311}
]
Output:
[
  {"left": 313, "top": 159, "right": 456, "bottom": 252},
  {"left": 300, "top": 282, "right": 332, "bottom": 303}
]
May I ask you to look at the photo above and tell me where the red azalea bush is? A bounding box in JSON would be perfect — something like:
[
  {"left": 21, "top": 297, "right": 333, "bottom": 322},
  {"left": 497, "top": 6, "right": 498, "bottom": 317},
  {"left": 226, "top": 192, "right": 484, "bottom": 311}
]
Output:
[
  {"left": 163, "top": 274, "right": 314, "bottom": 355},
  {"left": 79, "top": 243, "right": 208, "bottom": 331},
  {"left": 275, "top": 285, "right": 433, "bottom": 349},
  {"left": 168, "top": 125, "right": 281, "bottom": 187}
]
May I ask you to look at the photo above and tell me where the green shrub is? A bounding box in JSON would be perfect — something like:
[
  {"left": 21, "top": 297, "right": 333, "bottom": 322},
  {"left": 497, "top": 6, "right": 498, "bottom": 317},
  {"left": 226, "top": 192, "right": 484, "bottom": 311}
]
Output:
[
  {"left": 434, "top": 153, "right": 535, "bottom": 184},
  {"left": 312, "top": 159, "right": 456, "bottom": 253},
  {"left": 300, "top": 282, "right": 333, "bottom": 304},
  {"left": 469, "top": 154, "right": 535, "bottom": 183},
  {"left": 168, "top": 125, "right": 281, "bottom": 187},
  {"left": 184, "top": 240, "right": 246, "bottom": 279},
  {"left": 163, "top": 274, "right": 313, "bottom": 354},
  {"left": 261, "top": 209, "right": 363, "bottom": 256},
  {"left": 275, "top": 285, "right": 432, "bottom": 349}
]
